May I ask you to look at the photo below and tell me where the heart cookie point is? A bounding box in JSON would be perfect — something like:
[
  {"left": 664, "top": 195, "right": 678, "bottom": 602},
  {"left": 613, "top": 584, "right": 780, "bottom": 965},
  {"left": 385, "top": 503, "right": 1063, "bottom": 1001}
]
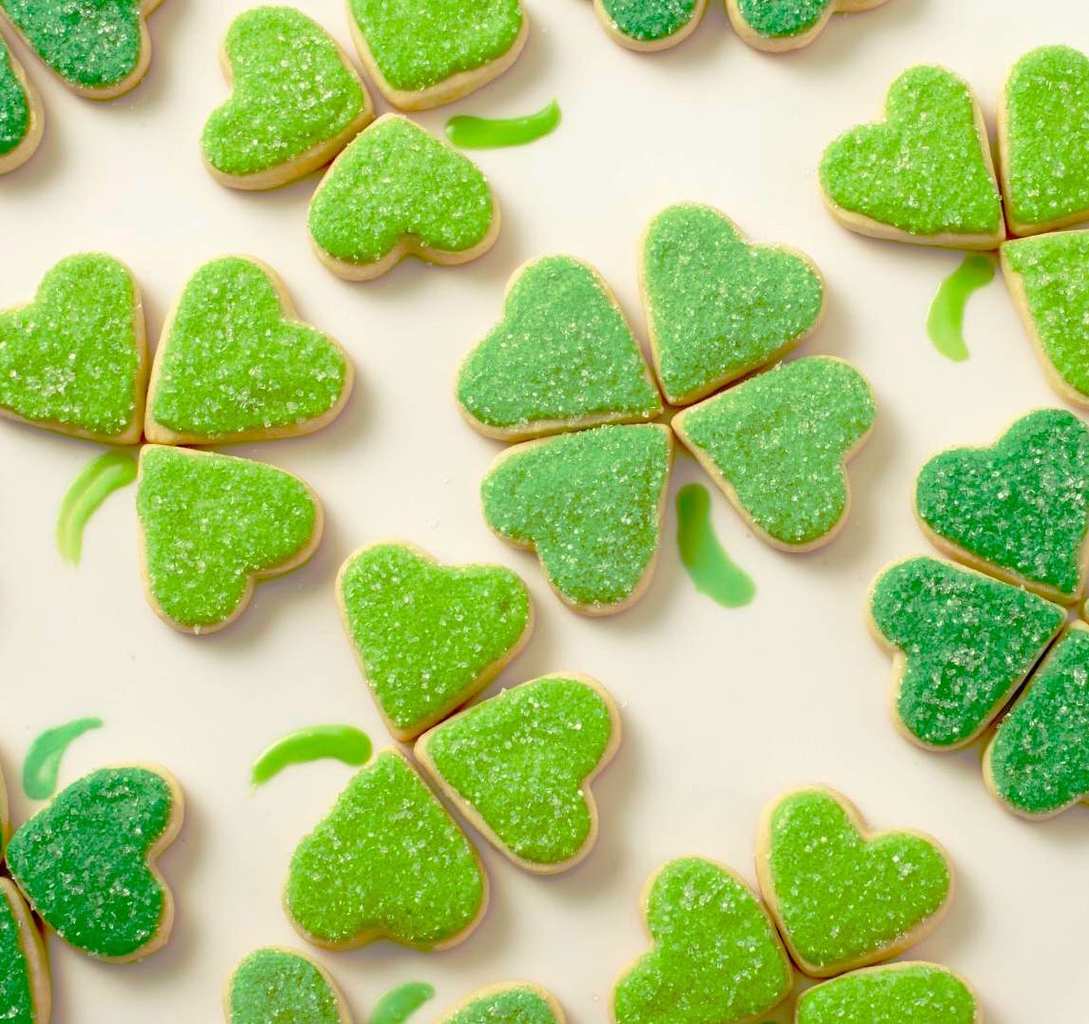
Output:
[
  {"left": 226, "top": 947, "right": 351, "bottom": 1024},
  {"left": 0, "top": 37, "right": 42, "bottom": 175}
]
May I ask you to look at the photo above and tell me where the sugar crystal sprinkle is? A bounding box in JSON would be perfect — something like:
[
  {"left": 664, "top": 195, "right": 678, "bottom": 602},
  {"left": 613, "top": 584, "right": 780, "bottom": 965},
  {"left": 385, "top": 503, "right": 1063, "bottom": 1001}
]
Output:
[
  {"left": 443, "top": 987, "right": 559, "bottom": 1024},
  {"left": 0, "top": 39, "right": 29, "bottom": 156},
  {"left": 228, "top": 948, "right": 343, "bottom": 1024},
  {"left": 737, "top": 0, "right": 834, "bottom": 39},
  {"left": 0, "top": 884, "right": 35, "bottom": 1019},
  {"left": 598, "top": 0, "right": 698, "bottom": 43}
]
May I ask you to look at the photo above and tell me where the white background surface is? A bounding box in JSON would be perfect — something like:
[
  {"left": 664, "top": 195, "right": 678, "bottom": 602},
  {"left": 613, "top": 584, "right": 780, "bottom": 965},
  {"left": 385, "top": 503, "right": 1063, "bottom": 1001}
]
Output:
[{"left": 0, "top": 0, "right": 1085, "bottom": 1020}]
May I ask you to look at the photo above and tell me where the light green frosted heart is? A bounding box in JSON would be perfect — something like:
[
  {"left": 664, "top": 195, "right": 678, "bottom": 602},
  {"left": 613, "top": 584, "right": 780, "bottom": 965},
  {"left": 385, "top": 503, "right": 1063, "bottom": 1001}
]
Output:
[
  {"left": 440, "top": 986, "right": 560, "bottom": 1024},
  {"left": 227, "top": 948, "right": 347, "bottom": 1024}
]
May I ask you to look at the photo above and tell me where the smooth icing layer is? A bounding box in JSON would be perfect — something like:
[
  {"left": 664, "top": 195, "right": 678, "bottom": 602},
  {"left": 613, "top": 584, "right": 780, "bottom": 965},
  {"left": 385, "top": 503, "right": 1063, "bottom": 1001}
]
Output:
[
  {"left": 675, "top": 482, "right": 757, "bottom": 609},
  {"left": 926, "top": 254, "right": 994, "bottom": 363},
  {"left": 227, "top": 948, "right": 345, "bottom": 1024},
  {"left": 23, "top": 716, "right": 104, "bottom": 800},
  {"left": 56, "top": 450, "right": 137, "bottom": 564},
  {"left": 373, "top": 982, "right": 435, "bottom": 1024},
  {"left": 598, "top": 0, "right": 699, "bottom": 43},
  {"left": 251, "top": 726, "right": 373, "bottom": 787},
  {"left": 445, "top": 100, "right": 560, "bottom": 149},
  {"left": 796, "top": 964, "right": 978, "bottom": 1024},
  {"left": 0, "top": 38, "right": 29, "bottom": 157}
]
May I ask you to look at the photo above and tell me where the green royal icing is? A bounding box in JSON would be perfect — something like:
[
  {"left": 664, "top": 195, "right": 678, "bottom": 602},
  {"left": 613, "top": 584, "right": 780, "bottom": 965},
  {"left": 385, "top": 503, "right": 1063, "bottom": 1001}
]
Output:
[
  {"left": 251, "top": 725, "right": 372, "bottom": 787},
  {"left": 915, "top": 408, "right": 1089, "bottom": 599},
  {"left": 736, "top": 0, "right": 832, "bottom": 38},
  {"left": 676, "top": 357, "right": 874, "bottom": 548},
  {"left": 444, "top": 987, "right": 558, "bottom": 1024},
  {"left": 373, "top": 982, "right": 435, "bottom": 1024},
  {"left": 137, "top": 447, "right": 318, "bottom": 631},
  {"left": 614, "top": 858, "right": 791, "bottom": 1024},
  {"left": 926, "top": 254, "right": 995, "bottom": 363},
  {"left": 676, "top": 483, "right": 756, "bottom": 609},
  {"left": 0, "top": 885, "right": 35, "bottom": 1024},
  {"left": 339, "top": 543, "right": 531, "bottom": 737},
  {"left": 870, "top": 557, "right": 1064, "bottom": 748},
  {"left": 0, "top": 39, "right": 29, "bottom": 157},
  {"left": 202, "top": 7, "right": 367, "bottom": 179},
  {"left": 796, "top": 964, "right": 978, "bottom": 1024},
  {"left": 763, "top": 790, "right": 951, "bottom": 973},
  {"left": 457, "top": 255, "right": 661, "bottom": 436},
  {"left": 820, "top": 66, "right": 1003, "bottom": 238},
  {"left": 285, "top": 751, "right": 485, "bottom": 949},
  {"left": 0, "top": 254, "right": 140, "bottom": 439},
  {"left": 309, "top": 116, "right": 494, "bottom": 269},
  {"left": 598, "top": 0, "right": 699, "bottom": 43},
  {"left": 56, "top": 450, "right": 137, "bottom": 565},
  {"left": 445, "top": 100, "right": 560, "bottom": 150},
  {"left": 23, "top": 716, "right": 104, "bottom": 800},
  {"left": 481, "top": 424, "right": 672, "bottom": 609},
  {"left": 6, "top": 767, "right": 175, "bottom": 960},
  {"left": 228, "top": 948, "right": 343, "bottom": 1024}
]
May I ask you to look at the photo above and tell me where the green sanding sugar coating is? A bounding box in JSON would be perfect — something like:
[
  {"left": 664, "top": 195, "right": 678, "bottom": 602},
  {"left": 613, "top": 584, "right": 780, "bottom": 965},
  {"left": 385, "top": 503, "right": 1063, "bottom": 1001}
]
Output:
[
  {"left": 796, "top": 965, "right": 977, "bottom": 1024},
  {"left": 349, "top": 0, "right": 522, "bottom": 93},
  {"left": 737, "top": 0, "right": 832, "bottom": 37},
  {"left": 614, "top": 858, "right": 791, "bottom": 1024},
  {"left": 6, "top": 767, "right": 174, "bottom": 959},
  {"left": 310, "top": 116, "right": 494, "bottom": 267},
  {"left": 820, "top": 66, "right": 1002, "bottom": 238},
  {"left": 285, "top": 751, "right": 485, "bottom": 949},
  {"left": 678, "top": 358, "right": 874, "bottom": 547},
  {"left": 870, "top": 557, "right": 1064, "bottom": 748},
  {"left": 137, "top": 447, "right": 317, "bottom": 630},
  {"left": 424, "top": 677, "right": 614, "bottom": 865},
  {"left": 0, "top": 886, "right": 34, "bottom": 1024},
  {"left": 0, "top": 40, "right": 29, "bottom": 156},
  {"left": 916, "top": 409, "right": 1089, "bottom": 597},
  {"left": 989, "top": 626, "right": 1089, "bottom": 817},
  {"left": 482, "top": 424, "right": 671, "bottom": 608},
  {"left": 0, "top": 254, "right": 139, "bottom": 437},
  {"left": 339, "top": 543, "right": 530, "bottom": 735},
  {"left": 228, "top": 948, "right": 343, "bottom": 1024},
  {"left": 445, "top": 987, "right": 557, "bottom": 1024},
  {"left": 764, "top": 790, "right": 951, "bottom": 971},
  {"left": 373, "top": 982, "right": 435, "bottom": 1024},
  {"left": 202, "top": 7, "right": 366, "bottom": 177},
  {"left": 457, "top": 256, "right": 661, "bottom": 435},
  {"left": 642, "top": 205, "right": 823, "bottom": 404},
  {"left": 599, "top": 0, "right": 698, "bottom": 42},
  {"left": 151, "top": 257, "right": 348, "bottom": 439}
]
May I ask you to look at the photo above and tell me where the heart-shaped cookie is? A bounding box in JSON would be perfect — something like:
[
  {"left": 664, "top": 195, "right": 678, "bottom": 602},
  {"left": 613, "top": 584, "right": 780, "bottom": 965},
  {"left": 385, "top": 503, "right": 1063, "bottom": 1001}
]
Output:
[
  {"left": 136, "top": 446, "right": 323, "bottom": 634},
  {"left": 593, "top": 0, "right": 707, "bottom": 52},
  {"left": 820, "top": 65, "right": 1004, "bottom": 249},
  {"left": 201, "top": 7, "right": 373, "bottom": 190},
  {"left": 457, "top": 255, "right": 662, "bottom": 440},
  {"left": 6, "top": 765, "right": 183, "bottom": 962},
  {"left": 0, "top": 36, "right": 42, "bottom": 175},
  {"left": 756, "top": 788, "right": 953, "bottom": 977},
  {"left": 309, "top": 114, "right": 500, "bottom": 281},
  {"left": 284, "top": 749, "right": 487, "bottom": 951},
  {"left": 0, "top": 879, "right": 50, "bottom": 1024},
  {"left": 727, "top": 0, "right": 890, "bottom": 53},
  {"left": 338, "top": 542, "right": 533, "bottom": 741},
  {"left": 915, "top": 408, "right": 1089, "bottom": 604},
  {"left": 440, "top": 985, "right": 564, "bottom": 1024},
  {"left": 481, "top": 423, "right": 673, "bottom": 615},
  {"left": 145, "top": 257, "right": 353, "bottom": 445},
  {"left": 226, "top": 948, "right": 351, "bottom": 1024},
  {"left": 869, "top": 556, "right": 1065, "bottom": 750},
  {"left": 641, "top": 204, "right": 825, "bottom": 406},
  {"left": 417, "top": 675, "right": 621, "bottom": 873},
  {"left": 673, "top": 357, "right": 875, "bottom": 551},
  {"left": 613, "top": 857, "right": 793, "bottom": 1024},
  {"left": 0, "top": 253, "right": 147, "bottom": 444}
]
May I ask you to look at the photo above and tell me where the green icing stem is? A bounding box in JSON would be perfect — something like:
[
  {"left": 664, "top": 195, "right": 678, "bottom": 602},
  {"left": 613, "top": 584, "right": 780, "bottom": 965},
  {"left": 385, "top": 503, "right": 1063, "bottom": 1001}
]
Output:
[
  {"left": 56, "top": 451, "right": 137, "bottom": 564},
  {"left": 926, "top": 254, "right": 994, "bottom": 363},
  {"left": 446, "top": 100, "right": 560, "bottom": 149},
  {"left": 0, "top": 885, "right": 34, "bottom": 1024},
  {"left": 676, "top": 483, "right": 755, "bottom": 608},
  {"left": 372, "top": 982, "right": 436, "bottom": 1024},
  {"left": 23, "top": 717, "right": 104, "bottom": 800},
  {"left": 251, "top": 726, "right": 372, "bottom": 786},
  {"left": 796, "top": 964, "right": 978, "bottom": 1024},
  {"left": 736, "top": 0, "right": 831, "bottom": 37},
  {"left": 445, "top": 988, "right": 558, "bottom": 1024},
  {"left": 0, "top": 40, "right": 29, "bottom": 157},
  {"left": 228, "top": 948, "right": 344, "bottom": 1024},
  {"left": 599, "top": 0, "right": 699, "bottom": 43}
]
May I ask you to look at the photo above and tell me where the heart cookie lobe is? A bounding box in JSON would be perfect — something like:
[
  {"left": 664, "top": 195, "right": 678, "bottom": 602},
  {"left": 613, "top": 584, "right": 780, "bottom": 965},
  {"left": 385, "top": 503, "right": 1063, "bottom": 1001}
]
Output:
[
  {"left": 757, "top": 788, "right": 952, "bottom": 977},
  {"left": 145, "top": 257, "right": 353, "bottom": 444},
  {"left": 915, "top": 408, "right": 1089, "bottom": 604},
  {"left": 727, "top": 0, "right": 890, "bottom": 54},
  {"left": 6, "top": 765, "right": 183, "bottom": 962},
  {"left": 820, "top": 65, "right": 1004, "bottom": 250},
  {"left": 593, "top": 0, "right": 707, "bottom": 52},
  {"left": 440, "top": 984, "right": 564, "bottom": 1024},
  {"left": 0, "top": 879, "right": 50, "bottom": 1024},
  {"left": 226, "top": 948, "right": 351, "bottom": 1024},
  {"left": 613, "top": 857, "right": 793, "bottom": 1024},
  {"left": 337, "top": 542, "right": 533, "bottom": 741},
  {"left": 641, "top": 204, "right": 825, "bottom": 406},
  {"left": 284, "top": 750, "right": 487, "bottom": 951},
  {"left": 869, "top": 556, "right": 1065, "bottom": 750},
  {"left": 0, "top": 37, "right": 42, "bottom": 175}
]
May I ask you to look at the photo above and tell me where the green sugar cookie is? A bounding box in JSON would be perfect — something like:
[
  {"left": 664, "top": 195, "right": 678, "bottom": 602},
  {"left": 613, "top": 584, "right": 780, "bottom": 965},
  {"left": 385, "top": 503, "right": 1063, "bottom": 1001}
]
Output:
[
  {"left": 146, "top": 256, "right": 353, "bottom": 444},
  {"left": 673, "top": 357, "right": 875, "bottom": 551},
  {"left": 417, "top": 675, "right": 620, "bottom": 872},
  {"left": 757, "top": 788, "right": 952, "bottom": 977},
  {"left": 7, "top": 765, "right": 182, "bottom": 962},
  {"left": 0, "top": 253, "right": 147, "bottom": 443},
  {"left": 481, "top": 423, "right": 673, "bottom": 614},
  {"left": 915, "top": 408, "right": 1089, "bottom": 603},
  {"left": 440, "top": 985, "right": 563, "bottom": 1024},
  {"left": 0, "top": 36, "right": 41, "bottom": 174},
  {"left": 136, "top": 446, "right": 322, "bottom": 634},
  {"left": 309, "top": 114, "right": 499, "bottom": 281},
  {"left": 0, "top": 880, "right": 49, "bottom": 1024},
  {"left": 593, "top": 0, "right": 706, "bottom": 52},
  {"left": 727, "top": 0, "right": 890, "bottom": 53},
  {"left": 226, "top": 948, "right": 351, "bottom": 1024},
  {"left": 284, "top": 750, "right": 487, "bottom": 950},
  {"left": 869, "top": 556, "right": 1065, "bottom": 750},
  {"left": 820, "top": 65, "right": 1004, "bottom": 249},
  {"left": 457, "top": 255, "right": 662, "bottom": 440},
  {"left": 202, "top": 6, "right": 372, "bottom": 190},
  {"left": 613, "top": 857, "right": 793, "bottom": 1024},
  {"left": 337, "top": 542, "right": 533, "bottom": 741},
  {"left": 641, "top": 204, "right": 825, "bottom": 406}
]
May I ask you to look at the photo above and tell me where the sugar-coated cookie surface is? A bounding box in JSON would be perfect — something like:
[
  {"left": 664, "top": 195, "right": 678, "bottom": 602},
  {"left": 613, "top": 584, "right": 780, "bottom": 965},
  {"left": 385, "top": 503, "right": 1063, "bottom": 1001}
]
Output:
[
  {"left": 0, "top": 37, "right": 41, "bottom": 174},
  {"left": 226, "top": 948, "right": 351, "bottom": 1024},
  {"left": 284, "top": 750, "right": 487, "bottom": 951},
  {"left": 593, "top": 0, "right": 706, "bottom": 52},
  {"left": 0, "top": 880, "right": 50, "bottom": 1024},
  {"left": 440, "top": 985, "right": 563, "bottom": 1024},
  {"left": 727, "top": 0, "right": 890, "bottom": 53}
]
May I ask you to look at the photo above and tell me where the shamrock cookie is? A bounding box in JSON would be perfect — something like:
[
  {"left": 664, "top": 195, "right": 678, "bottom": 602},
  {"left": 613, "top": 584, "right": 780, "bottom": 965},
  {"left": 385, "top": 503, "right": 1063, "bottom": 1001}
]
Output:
[
  {"left": 869, "top": 556, "right": 1065, "bottom": 750},
  {"left": 641, "top": 204, "right": 825, "bottom": 406},
  {"left": 727, "top": 0, "right": 890, "bottom": 53},
  {"left": 0, "top": 879, "right": 50, "bottom": 1024},
  {"left": 673, "top": 357, "right": 875, "bottom": 551},
  {"left": 7, "top": 765, "right": 183, "bottom": 962},
  {"left": 145, "top": 257, "right": 353, "bottom": 444},
  {"left": 137, "top": 446, "right": 323, "bottom": 634},
  {"left": 0, "top": 36, "right": 42, "bottom": 175},
  {"left": 820, "top": 66, "right": 1004, "bottom": 250},
  {"left": 481, "top": 423, "right": 673, "bottom": 614},
  {"left": 417, "top": 675, "right": 621, "bottom": 873},
  {"left": 226, "top": 948, "right": 351, "bottom": 1024},
  {"left": 440, "top": 985, "right": 564, "bottom": 1024},
  {"left": 756, "top": 788, "right": 953, "bottom": 977},
  {"left": 915, "top": 409, "right": 1089, "bottom": 604},
  {"left": 202, "top": 7, "right": 373, "bottom": 190},
  {"left": 285, "top": 749, "right": 487, "bottom": 951},
  {"left": 309, "top": 115, "right": 500, "bottom": 281},
  {"left": 337, "top": 542, "right": 533, "bottom": 741},
  {"left": 593, "top": 0, "right": 707, "bottom": 52},
  {"left": 613, "top": 857, "right": 793, "bottom": 1024},
  {"left": 0, "top": 254, "right": 147, "bottom": 444}
]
